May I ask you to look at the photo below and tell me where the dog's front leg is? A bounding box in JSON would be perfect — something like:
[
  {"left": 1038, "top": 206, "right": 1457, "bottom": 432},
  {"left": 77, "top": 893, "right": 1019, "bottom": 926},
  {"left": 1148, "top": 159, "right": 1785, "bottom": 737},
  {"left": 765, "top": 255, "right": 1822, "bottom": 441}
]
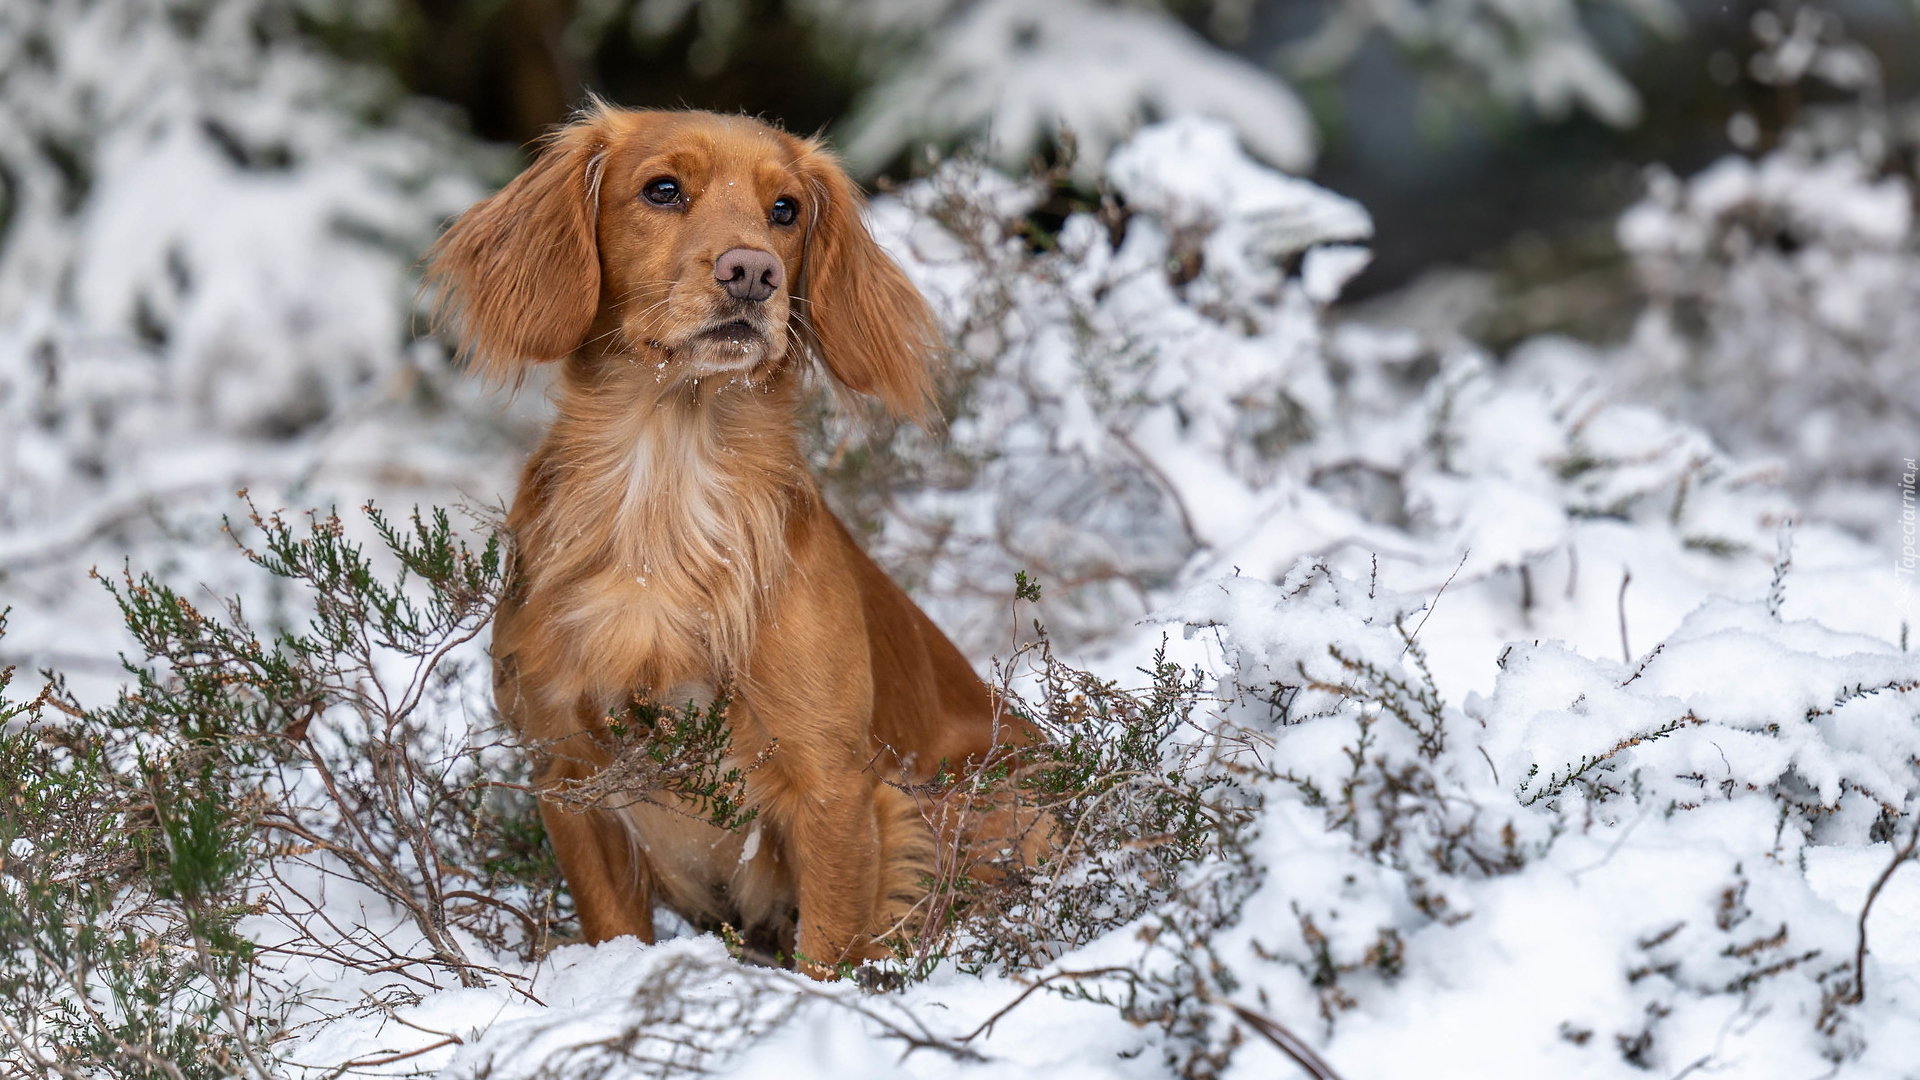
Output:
[
  {"left": 782, "top": 766, "right": 886, "bottom": 974},
  {"left": 535, "top": 754, "right": 658, "bottom": 945},
  {"left": 740, "top": 670, "right": 890, "bottom": 975}
]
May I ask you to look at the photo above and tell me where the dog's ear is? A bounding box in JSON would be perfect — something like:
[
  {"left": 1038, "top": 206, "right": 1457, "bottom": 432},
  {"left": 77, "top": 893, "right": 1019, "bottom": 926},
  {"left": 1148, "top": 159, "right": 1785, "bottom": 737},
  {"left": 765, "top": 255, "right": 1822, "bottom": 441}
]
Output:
[
  {"left": 794, "top": 145, "right": 939, "bottom": 425},
  {"left": 426, "top": 120, "right": 605, "bottom": 381}
]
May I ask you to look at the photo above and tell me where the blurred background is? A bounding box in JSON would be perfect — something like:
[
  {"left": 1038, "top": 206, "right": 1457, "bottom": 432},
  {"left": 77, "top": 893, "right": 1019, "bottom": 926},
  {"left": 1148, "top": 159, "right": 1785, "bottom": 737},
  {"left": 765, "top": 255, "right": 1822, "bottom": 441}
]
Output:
[
  {"left": 10, "top": 0, "right": 1918, "bottom": 327},
  {"left": 295, "top": 0, "right": 1920, "bottom": 309}
]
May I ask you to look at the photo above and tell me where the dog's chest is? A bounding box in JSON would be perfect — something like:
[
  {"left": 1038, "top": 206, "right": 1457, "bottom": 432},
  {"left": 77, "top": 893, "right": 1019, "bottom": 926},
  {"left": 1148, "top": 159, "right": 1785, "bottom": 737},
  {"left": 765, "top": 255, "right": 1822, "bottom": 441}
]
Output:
[{"left": 553, "top": 419, "right": 792, "bottom": 685}]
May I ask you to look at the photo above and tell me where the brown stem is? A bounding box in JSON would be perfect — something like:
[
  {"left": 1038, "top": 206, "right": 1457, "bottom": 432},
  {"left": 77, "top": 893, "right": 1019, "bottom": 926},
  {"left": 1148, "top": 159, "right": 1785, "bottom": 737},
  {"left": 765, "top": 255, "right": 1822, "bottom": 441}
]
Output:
[
  {"left": 958, "top": 967, "right": 1136, "bottom": 1044},
  {"left": 1403, "top": 548, "right": 1471, "bottom": 657},
  {"left": 290, "top": 739, "right": 486, "bottom": 987},
  {"left": 1850, "top": 812, "right": 1920, "bottom": 1004},
  {"left": 332, "top": 1035, "right": 463, "bottom": 1070},
  {"left": 1617, "top": 566, "right": 1633, "bottom": 665},
  {"left": 1217, "top": 998, "right": 1346, "bottom": 1080}
]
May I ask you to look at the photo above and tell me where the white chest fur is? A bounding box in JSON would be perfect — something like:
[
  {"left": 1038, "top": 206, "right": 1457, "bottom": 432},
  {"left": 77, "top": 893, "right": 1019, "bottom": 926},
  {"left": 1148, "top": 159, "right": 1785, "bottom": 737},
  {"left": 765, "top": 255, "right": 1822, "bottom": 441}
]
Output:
[{"left": 549, "top": 397, "right": 795, "bottom": 686}]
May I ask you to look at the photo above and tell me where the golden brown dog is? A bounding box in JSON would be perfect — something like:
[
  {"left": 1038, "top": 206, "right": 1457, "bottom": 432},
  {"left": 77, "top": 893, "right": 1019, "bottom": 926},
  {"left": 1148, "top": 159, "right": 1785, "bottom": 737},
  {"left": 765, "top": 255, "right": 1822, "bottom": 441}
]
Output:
[{"left": 426, "top": 105, "right": 1009, "bottom": 974}]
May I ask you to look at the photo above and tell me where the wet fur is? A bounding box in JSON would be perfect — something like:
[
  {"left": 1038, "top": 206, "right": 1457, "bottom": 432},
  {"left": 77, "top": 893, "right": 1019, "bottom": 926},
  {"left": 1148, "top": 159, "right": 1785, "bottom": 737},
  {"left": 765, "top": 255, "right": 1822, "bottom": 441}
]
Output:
[{"left": 427, "top": 106, "right": 1004, "bottom": 973}]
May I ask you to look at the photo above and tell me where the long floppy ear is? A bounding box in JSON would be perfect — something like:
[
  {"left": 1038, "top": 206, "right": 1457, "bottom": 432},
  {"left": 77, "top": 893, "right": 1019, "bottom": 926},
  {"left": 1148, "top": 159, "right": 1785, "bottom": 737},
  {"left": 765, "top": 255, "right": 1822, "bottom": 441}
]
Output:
[
  {"left": 794, "top": 145, "right": 940, "bottom": 425},
  {"left": 425, "top": 120, "right": 605, "bottom": 381}
]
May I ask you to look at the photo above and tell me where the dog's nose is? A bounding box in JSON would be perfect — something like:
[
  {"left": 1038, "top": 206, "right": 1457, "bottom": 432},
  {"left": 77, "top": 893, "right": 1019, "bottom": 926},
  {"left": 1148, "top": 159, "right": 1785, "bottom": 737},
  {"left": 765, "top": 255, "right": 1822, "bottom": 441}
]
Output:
[{"left": 714, "top": 248, "right": 783, "bottom": 303}]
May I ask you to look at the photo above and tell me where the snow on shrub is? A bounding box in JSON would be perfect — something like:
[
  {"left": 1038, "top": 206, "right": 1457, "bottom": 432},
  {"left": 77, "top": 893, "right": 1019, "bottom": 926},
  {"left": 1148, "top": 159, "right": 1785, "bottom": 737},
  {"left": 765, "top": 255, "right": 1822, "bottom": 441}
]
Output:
[
  {"left": 813, "top": 0, "right": 1665, "bottom": 176},
  {"left": 830, "top": 117, "right": 1371, "bottom": 652},
  {"left": 789, "top": 117, "right": 1917, "bottom": 1077},
  {"left": 1094, "top": 563, "right": 1920, "bottom": 1077},
  {"left": 840, "top": 116, "right": 1795, "bottom": 664},
  {"left": 1614, "top": 148, "right": 1920, "bottom": 504},
  {"left": 0, "top": 0, "right": 497, "bottom": 674},
  {"left": 423, "top": 555, "right": 1920, "bottom": 1079},
  {"left": 0, "top": 0, "right": 478, "bottom": 444},
  {"left": 832, "top": 0, "right": 1318, "bottom": 179}
]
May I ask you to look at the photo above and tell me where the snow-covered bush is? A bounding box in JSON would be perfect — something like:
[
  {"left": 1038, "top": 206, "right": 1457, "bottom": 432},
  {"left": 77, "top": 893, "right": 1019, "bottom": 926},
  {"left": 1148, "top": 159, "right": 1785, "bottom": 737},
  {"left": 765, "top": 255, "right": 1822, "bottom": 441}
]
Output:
[
  {"left": 1078, "top": 561, "right": 1920, "bottom": 1077},
  {"left": 0, "top": 0, "right": 503, "bottom": 677},
  {"left": 824, "top": 117, "right": 1370, "bottom": 651},
  {"left": 795, "top": 117, "right": 1919, "bottom": 1076},
  {"left": 598, "top": 0, "right": 1676, "bottom": 177},
  {"left": 816, "top": 0, "right": 1697, "bottom": 167},
  {"left": 836, "top": 116, "right": 1794, "bottom": 663},
  {"left": 824, "top": 0, "right": 1318, "bottom": 178},
  {"left": 1284, "top": 0, "right": 1680, "bottom": 128},
  {"left": 1615, "top": 149, "right": 1920, "bottom": 502},
  {"left": 0, "top": 0, "right": 477, "bottom": 440},
  {"left": 1595, "top": 2, "right": 1920, "bottom": 515}
]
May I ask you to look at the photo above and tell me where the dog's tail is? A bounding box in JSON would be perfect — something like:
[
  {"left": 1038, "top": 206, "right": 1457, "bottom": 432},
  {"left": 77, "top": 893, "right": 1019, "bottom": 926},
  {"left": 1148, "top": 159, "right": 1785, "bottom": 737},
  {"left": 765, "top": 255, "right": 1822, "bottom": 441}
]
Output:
[{"left": 870, "top": 771, "right": 1060, "bottom": 965}]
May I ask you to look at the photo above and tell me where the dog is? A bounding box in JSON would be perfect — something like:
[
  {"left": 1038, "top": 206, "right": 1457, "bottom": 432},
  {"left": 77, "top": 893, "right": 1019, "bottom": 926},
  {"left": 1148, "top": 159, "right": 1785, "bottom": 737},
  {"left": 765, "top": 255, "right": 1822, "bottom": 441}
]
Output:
[{"left": 426, "top": 104, "right": 1014, "bottom": 975}]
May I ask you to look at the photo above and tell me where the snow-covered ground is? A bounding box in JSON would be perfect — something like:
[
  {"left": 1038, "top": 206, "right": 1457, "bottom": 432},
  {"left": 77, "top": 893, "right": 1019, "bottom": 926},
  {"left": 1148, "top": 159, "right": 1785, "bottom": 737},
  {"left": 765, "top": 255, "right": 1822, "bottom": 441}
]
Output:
[{"left": 3, "top": 4, "right": 1918, "bottom": 1077}]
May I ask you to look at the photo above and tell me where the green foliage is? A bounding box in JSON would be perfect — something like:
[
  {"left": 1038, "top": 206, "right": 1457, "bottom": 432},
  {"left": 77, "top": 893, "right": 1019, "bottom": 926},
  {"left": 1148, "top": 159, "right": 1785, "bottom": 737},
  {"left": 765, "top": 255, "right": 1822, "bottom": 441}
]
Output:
[
  {"left": 0, "top": 499, "right": 537, "bottom": 1073},
  {"left": 0, "top": 611, "right": 279, "bottom": 1079},
  {"left": 0, "top": 496, "right": 810, "bottom": 1071},
  {"left": 556, "top": 689, "right": 770, "bottom": 834}
]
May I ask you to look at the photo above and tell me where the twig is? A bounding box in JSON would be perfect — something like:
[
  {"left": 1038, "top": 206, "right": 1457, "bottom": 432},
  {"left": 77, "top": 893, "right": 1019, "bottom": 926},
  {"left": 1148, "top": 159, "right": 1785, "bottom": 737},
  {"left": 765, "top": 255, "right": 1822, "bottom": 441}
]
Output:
[
  {"left": 327, "top": 1035, "right": 463, "bottom": 1072},
  {"left": 966, "top": 967, "right": 1343, "bottom": 1080},
  {"left": 1767, "top": 519, "right": 1794, "bottom": 620},
  {"left": 1618, "top": 567, "right": 1633, "bottom": 665},
  {"left": 0, "top": 1010, "right": 93, "bottom": 1080},
  {"left": 1189, "top": 985, "right": 1344, "bottom": 1080},
  {"left": 1621, "top": 642, "right": 1665, "bottom": 687},
  {"left": 1669, "top": 1052, "right": 1715, "bottom": 1080},
  {"left": 1111, "top": 426, "right": 1198, "bottom": 544},
  {"left": 1849, "top": 812, "right": 1920, "bottom": 1004},
  {"left": 791, "top": 982, "right": 987, "bottom": 1064},
  {"left": 445, "top": 890, "right": 548, "bottom": 970},
  {"left": 1402, "top": 548, "right": 1470, "bottom": 657},
  {"left": 1224, "top": 1001, "right": 1345, "bottom": 1080},
  {"left": 958, "top": 967, "right": 1135, "bottom": 1044}
]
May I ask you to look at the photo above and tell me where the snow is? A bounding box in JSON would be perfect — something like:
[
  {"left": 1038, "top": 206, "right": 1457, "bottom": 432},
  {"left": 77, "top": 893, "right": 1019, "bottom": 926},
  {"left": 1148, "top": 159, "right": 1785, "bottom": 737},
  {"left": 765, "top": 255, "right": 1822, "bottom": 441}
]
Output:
[
  {"left": 836, "top": 0, "right": 1317, "bottom": 178},
  {"left": 1148, "top": 569, "right": 1920, "bottom": 1078},
  {"left": 1609, "top": 143, "right": 1920, "bottom": 525},
  {"left": 4, "top": 9, "right": 1920, "bottom": 1078},
  {"left": 1282, "top": 0, "right": 1673, "bottom": 129},
  {"left": 1105, "top": 119, "right": 1368, "bottom": 252},
  {"left": 0, "top": 0, "right": 525, "bottom": 692},
  {"left": 818, "top": 0, "right": 1675, "bottom": 176}
]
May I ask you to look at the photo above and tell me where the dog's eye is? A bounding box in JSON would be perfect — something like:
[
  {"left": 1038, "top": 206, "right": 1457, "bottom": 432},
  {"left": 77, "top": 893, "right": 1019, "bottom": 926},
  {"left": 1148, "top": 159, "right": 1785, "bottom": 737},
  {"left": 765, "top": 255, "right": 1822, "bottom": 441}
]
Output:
[
  {"left": 770, "top": 197, "right": 798, "bottom": 227},
  {"left": 642, "top": 178, "right": 682, "bottom": 206}
]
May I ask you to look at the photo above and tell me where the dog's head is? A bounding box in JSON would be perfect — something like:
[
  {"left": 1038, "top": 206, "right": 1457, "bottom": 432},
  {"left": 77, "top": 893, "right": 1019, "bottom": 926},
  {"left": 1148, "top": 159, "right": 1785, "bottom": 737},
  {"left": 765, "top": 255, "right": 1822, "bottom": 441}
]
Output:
[{"left": 427, "top": 105, "right": 937, "bottom": 420}]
